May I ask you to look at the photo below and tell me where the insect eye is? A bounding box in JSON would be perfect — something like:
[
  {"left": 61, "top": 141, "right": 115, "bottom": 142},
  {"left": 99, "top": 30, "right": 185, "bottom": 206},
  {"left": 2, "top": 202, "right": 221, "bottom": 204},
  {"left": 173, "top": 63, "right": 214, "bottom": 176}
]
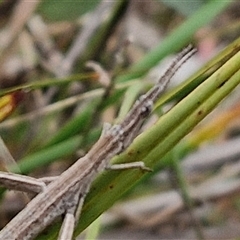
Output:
[{"left": 140, "top": 100, "right": 153, "bottom": 117}]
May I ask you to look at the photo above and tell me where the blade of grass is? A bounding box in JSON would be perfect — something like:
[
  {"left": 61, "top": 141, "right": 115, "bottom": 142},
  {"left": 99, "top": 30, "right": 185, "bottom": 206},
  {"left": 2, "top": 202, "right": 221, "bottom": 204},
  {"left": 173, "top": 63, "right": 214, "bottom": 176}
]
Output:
[
  {"left": 117, "top": 0, "right": 233, "bottom": 83},
  {"left": 153, "top": 67, "right": 240, "bottom": 173},
  {"left": 0, "top": 73, "right": 96, "bottom": 97}
]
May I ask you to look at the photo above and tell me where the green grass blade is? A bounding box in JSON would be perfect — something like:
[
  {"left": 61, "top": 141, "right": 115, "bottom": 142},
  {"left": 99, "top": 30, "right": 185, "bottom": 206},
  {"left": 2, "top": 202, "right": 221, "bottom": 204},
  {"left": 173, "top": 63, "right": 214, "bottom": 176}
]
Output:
[
  {"left": 117, "top": 0, "right": 233, "bottom": 82},
  {"left": 0, "top": 73, "right": 95, "bottom": 97}
]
